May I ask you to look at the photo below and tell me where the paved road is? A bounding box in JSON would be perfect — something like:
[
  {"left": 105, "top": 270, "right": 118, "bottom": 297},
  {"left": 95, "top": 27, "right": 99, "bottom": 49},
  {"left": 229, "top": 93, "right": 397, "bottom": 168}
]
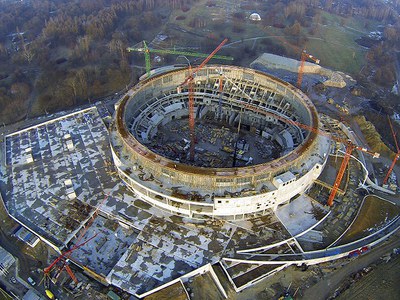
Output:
[
  {"left": 299, "top": 230, "right": 400, "bottom": 300},
  {"left": 0, "top": 202, "right": 42, "bottom": 298},
  {"left": 0, "top": 205, "right": 34, "bottom": 277}
]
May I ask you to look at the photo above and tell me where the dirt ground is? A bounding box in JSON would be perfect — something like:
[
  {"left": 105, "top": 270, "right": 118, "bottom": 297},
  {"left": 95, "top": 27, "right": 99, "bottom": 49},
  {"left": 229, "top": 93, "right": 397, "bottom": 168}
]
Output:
[
  {"left": 338, "top": 195, "right": 400, "bottom": 245},
  {"left": 335, "top": 255, "right": 400, "bottom": 300},
  {"left": 187, "top": 272, "right": 225, "bottom": 300},
  {"left": 299, "top": 231, "right": 400, "bottom": 300},
  {"left": 145, "top": 281, "right": 188, "bottom": 300},
  {"left": 148, "top": 118, "right": 282, "bottom": 168}
]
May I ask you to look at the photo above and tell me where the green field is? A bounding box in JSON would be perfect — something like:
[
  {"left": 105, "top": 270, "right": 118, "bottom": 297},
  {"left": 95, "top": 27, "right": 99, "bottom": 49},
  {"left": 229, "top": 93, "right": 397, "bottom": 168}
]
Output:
[{"left": 166, "top": 3, "right": 377, "bottom": 75}]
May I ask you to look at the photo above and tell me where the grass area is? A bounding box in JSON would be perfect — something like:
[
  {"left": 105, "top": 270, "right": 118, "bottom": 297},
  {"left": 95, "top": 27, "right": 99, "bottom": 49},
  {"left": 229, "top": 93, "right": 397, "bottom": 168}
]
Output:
[
  {"left": 353, "top": 115, "right": 394, "bottom": 160},
  {"left": 167, "top": 0, "right": 269, "bottom": 45},
  {"left": 303, "top": 11, "right": 382, "bottom": 75},
  {"left": 320, "top": 10, "right": 380, "bottom": 33},
  {"left": 167, "top": 5, "right": 370, "bottom": 75},
  {"left": 305, "top": 33, "right": 365, "bottom": 75},
  {"left": 338, "top": 195, "right": 400, "bottom": 245},
  {"left": 304, "top": 21, "right": 365, "bottom": 74}
]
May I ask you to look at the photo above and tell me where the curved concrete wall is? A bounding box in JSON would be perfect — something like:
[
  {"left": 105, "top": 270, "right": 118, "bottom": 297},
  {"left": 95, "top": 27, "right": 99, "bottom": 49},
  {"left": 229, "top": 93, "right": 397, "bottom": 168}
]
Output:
[{"left": 110, "top": 65, "right": 330, "bottom": 218}]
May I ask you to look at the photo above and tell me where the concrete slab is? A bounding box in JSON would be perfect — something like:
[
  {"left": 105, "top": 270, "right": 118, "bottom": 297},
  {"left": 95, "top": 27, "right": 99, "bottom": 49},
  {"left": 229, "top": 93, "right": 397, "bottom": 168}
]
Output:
[{"left": 275, "top": 194, "right": 328, "bottom": 236}]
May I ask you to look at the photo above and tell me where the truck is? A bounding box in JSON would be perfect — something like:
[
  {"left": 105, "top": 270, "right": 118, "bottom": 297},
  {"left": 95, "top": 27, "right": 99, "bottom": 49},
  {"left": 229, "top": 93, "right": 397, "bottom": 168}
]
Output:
[
  {"left": 45, "top": 290, "right": 55, "bottom": 300},
  {"left": 348, "top": 249, "right": 361, "bottom": 258}
]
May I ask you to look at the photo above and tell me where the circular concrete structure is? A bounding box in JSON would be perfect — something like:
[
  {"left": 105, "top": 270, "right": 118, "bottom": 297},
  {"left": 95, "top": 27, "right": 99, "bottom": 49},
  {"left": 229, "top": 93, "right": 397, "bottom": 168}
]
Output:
[{"left": 110, "top": 65, "right": 330, "bottom": 219}]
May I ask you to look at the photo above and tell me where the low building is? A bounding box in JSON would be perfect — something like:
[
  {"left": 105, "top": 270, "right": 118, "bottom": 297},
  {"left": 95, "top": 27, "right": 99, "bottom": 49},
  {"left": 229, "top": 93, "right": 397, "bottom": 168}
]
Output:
[
  {"left": 249, "top": 13, "right": 261, "bottom": 21},
  {"left": 0, "top": 246, "right": 15, "bottom": 274}
]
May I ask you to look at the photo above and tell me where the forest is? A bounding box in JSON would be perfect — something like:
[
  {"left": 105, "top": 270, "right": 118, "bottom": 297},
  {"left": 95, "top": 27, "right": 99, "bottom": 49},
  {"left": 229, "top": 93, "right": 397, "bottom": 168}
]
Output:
[
  {"left": 0, "top": 0, "right": 194, "bottom": 124},
  {"left": 0, "top": 0, "right": 399, "bottom": 125}
]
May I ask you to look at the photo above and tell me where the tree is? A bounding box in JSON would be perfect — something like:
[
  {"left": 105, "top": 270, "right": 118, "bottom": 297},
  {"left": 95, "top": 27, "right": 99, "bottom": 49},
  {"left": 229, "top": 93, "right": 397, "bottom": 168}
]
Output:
[
  {"left": 10, "top": 82, "right": 31, "bottom": 103},
  {"left": 284, "top": 2, "right": 306, "bottom": 20},
  {"left": 73, "top": 35, "right": 92, "bottom": 63},
  {"left": 384, "top": 26, "right": 399, "bottom": 45},
  {"left": 108, "top": 33, "right": 127, "bottom": 60},
  {"left": 0, "top": 42, "right": 7, "bottom": 58},
  {"left": 285, "top": 21, "right": 301, "bottom": 36},
  {"left": 66, "top": 69, "right": 88, "bottom": 102},
  {"left": 17, "top": 27, "right": 34, "bottom": 64},
  {"left": 373, "top": 65, "right": 396, "bottom": 87}
]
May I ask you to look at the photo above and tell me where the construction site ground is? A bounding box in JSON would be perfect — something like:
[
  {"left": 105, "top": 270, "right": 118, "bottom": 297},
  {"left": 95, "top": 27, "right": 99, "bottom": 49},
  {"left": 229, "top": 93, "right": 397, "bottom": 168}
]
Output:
[
  {"left": 229, "top": 230, "right": 400, "bottom": 300},
  {"left": 335, "top": 253, "right": 400, "bottom": 300},
  {"left": 276, "top": 194, "right": 329, "bottom": 237},
  {"left": 338, "top": 195, "right": 400, "bottom": 245},
  {"left": 148, "top": 118, "right": 282, "bottom": 168},
  {"left": 300, "top": 158, "right": 365, "bottom": 250},
  {"left": 185, "top": 271, "right": 225, "bottom": 300}
]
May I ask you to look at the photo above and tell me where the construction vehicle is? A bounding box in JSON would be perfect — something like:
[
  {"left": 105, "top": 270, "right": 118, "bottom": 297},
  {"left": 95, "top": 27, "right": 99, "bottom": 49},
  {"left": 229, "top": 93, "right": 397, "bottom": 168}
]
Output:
[
  {"left": 177, "top": 38, "right": 228, "bottom": 160},
  {"left": 127, "top": 41, "right": 233, "bottom": 79},
  {"left": 45, "top": 289, "right": 55, "bottom": 300},
  {"left": 383, "top": 115, "right": 400, "bottom": 185}
]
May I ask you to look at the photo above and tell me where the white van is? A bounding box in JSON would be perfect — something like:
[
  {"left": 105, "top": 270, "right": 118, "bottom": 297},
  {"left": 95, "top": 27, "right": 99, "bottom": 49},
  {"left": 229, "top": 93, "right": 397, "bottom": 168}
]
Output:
[{"left": 28, "top": 277, "right": 36, "bottom": 286}]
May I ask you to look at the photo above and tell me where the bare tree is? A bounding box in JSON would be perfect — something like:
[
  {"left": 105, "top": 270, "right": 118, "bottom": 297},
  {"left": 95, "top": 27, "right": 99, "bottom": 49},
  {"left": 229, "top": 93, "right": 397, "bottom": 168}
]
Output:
[{"left": 17, "top": 27, "right": 34, "bottom": 64}]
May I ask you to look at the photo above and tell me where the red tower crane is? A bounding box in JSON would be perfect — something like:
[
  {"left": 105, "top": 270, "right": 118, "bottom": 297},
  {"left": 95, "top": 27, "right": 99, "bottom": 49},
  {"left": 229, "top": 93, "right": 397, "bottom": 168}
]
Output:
[
  {"left": 42, "top": 192, "right": 110, "bottom": 287},
  {"left": 178, "top": 38, "right": 228, "bottom": 160},
  {"left": 42, "top": 233, "right": 98, "bottom": 287},
  {"left": 383, "top": 116, "right": 399, "bottom": 185}
]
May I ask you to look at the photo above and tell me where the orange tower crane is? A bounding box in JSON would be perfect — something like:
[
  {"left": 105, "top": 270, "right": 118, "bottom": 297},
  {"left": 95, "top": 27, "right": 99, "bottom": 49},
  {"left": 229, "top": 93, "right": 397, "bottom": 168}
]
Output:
[
  {"left": 297, "top": 50, "right": 320, "bottom": 88},
  {"left": 383, "top": 116, "right": 399, "bottom": 185},
  {"left": 178, "top": 38, "right": 228, "bottom": 160},
  {"left": 235, "top": 99, "right": 379, "bottom": 206},
  {"left": 274, "top": 36, "right": 320, "bottom": 89},
  {"left": 327, "top": 140, "right": 378, "bottom": 206}
]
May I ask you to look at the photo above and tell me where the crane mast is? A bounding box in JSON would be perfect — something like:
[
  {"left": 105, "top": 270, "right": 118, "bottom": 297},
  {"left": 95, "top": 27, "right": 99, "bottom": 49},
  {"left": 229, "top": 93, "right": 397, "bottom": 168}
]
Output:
[
  {"left": 178, "top": 38, "right": 228, "bottom": 161},
  {"left": 297, "top": 50, "right": 320, "bottom": 88},
  {"left": 218, "top": 71, "right": 223, "bottom": 120},
  {"left": 42, "top": 192, "right": 110, "bottom": 287},
  {"left": 274, "top": 36, "right": 320, "bottom": 89}
]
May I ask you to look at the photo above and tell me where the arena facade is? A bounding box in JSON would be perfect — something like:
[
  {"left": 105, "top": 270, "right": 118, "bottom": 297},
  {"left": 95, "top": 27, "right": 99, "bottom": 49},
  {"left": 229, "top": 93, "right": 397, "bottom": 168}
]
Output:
[{"left": 110, "top": 65, "right": 331, "bottom": 219}]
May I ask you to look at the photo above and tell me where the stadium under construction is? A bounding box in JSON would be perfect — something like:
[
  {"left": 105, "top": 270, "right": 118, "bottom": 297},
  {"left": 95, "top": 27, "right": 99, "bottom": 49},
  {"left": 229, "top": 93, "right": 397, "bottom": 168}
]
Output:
[{"left": 1, "top": 64, "right": 398, "bottom": 299}]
